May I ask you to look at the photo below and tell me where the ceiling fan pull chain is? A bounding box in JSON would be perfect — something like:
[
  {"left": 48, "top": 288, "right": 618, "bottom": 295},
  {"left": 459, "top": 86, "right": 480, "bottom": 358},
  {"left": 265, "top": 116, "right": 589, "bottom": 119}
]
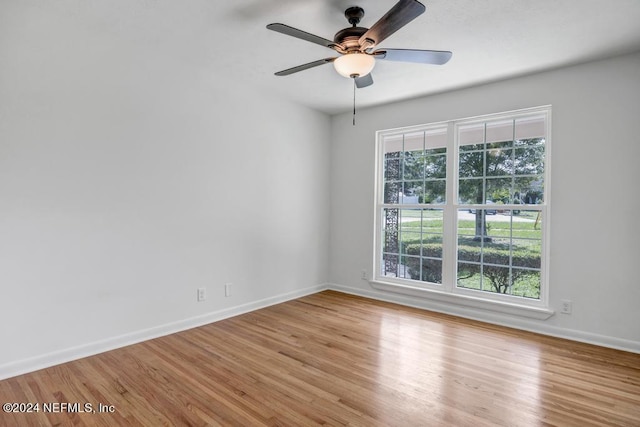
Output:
[{"left": 353, "top": 77, "right": 356, "bottom": 126}]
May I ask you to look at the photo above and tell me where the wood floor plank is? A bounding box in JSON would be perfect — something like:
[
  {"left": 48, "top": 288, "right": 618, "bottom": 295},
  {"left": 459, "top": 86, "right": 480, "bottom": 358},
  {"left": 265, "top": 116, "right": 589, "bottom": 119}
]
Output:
[{"left": 1, "top": 290, "right": 639, "bottom": 426}]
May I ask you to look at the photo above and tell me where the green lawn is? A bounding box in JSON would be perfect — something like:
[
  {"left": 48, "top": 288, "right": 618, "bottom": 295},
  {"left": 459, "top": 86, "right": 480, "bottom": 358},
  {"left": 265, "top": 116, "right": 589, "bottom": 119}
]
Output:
[{"left": 400, "top": 218, "right": 541, "bottom": 240}]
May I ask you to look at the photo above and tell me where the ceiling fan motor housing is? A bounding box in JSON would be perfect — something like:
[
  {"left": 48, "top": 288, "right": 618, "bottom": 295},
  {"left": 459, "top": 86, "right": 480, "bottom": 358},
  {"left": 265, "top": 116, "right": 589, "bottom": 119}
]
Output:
[
  {"left": 334, "top": 26, "right": 368, "bottom": 51},
  {"left": 335, "top": 7, "right": 369, "bottom": 51}
]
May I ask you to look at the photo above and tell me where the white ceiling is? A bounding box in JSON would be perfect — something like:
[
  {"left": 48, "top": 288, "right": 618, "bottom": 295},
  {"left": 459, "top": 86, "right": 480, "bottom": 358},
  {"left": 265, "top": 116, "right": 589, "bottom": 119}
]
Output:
[
  {"left": 244, "top": 0, "right": 640, "bottom": 114},
  {"left": 7, "top": 0, "right": 640, "bottom": 115}
]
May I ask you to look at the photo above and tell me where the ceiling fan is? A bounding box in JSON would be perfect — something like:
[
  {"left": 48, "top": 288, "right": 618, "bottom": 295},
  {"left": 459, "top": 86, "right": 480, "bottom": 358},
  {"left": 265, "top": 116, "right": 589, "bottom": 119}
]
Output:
[{"left": 266, "top": 0, "right": 452, "bottom": 88}]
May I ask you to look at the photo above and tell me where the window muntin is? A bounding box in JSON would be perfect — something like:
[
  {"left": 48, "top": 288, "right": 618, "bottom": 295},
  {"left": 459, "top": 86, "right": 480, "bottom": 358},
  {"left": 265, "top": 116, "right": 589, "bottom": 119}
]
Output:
[
  {"left": 375, "top": 107, "right": 549, "bottom": 308},
  {"left": 383, "top": 129, "right": 447, "bottom": 205},
  {"left": 380, "top": 127, "right": 447, "bottom": 283},
  {"left": 458, "top": 117, "right": 546, "bottom": 206},
  {"left": 381, "top": 208, "right": 444, "bottom": 283},
  {"left": 456, "top": 209, "right": 543, "bottom": 299}
]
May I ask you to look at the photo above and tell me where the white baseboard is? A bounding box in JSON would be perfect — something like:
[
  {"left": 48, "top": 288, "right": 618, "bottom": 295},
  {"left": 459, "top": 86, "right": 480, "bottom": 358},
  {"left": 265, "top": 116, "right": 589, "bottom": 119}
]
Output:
[
  {"left": 0, "top": 284, "right": 327, "bottom": 381},
  {"left": 327, "top": 282, "right": 640, "bottom": 354},
  {"left": 3, "top": 281, "right": 637, "bottom": 380}
]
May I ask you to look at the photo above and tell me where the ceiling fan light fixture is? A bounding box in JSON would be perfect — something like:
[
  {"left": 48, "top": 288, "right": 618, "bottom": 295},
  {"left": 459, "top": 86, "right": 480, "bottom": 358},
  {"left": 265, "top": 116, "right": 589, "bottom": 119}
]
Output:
[{"left": 333, "top": 53, "right": 375, "bottom": 78}]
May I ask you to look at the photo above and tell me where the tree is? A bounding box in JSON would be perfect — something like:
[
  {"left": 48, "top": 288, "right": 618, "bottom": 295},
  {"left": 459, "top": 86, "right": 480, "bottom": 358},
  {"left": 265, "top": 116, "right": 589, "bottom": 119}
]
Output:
[
  {"left": 383, "top": 135, "right": 544, "bottom": 288},
  {"left": 458, "top": 138, "right": 545, "bottom": 240}
]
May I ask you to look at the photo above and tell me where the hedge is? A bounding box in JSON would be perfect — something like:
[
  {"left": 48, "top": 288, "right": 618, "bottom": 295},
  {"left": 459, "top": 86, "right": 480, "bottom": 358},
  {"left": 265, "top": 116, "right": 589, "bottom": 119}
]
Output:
[
  {"left": 403, "top": 242, "right": 443, "bottom": 283},
  {"left": 400, "top": 240, "right": 540, "bottom": 295}
]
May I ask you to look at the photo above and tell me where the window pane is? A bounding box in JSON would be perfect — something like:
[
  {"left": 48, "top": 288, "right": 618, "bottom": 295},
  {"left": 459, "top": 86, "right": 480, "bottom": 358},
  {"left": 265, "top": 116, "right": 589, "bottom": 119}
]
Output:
[
  {"left": 400, "top": 209, "right": 422, "bottom": 255},
  {"left": 514, "top": 177, "right": 544, "bottom": 204},
  {"left": 483, "top": 239, "right": 510, "bottom": 266},
  {"left": 459, "top": 151, "right": 483, "bottom": 178},
  {"left": 382, "top": 254, "right": 400, "bottom": 277},
  {"left": 486, "top": 120, "right": 514, "bottom": 144},
  {"left": 457, "top": 208, "right": 485, "bottom": 234},
  {"left": 382, "top": 208, "right": 400, "bottom": 254},
  {"left": 457, "top": 262, "right": 481, "bottom": 289},
  {"left": 384, "top": 182, "right": 401, "bottom": 204},
  {"left": 382, "top": 208, "right": 443, "bottom": 284},
  {"left": 425, "top": 128, "right": 447, "bottom": 151},
  {"left": 419, "top": 258, "right": 442, "bottom": 283},
  {"left": 398, "top": 256, "right": 417, "bottom": 279},
  {"left": 422, "top": 240, "right": 443, "bottom": 258},
  {"left": 482, "top": 265, "right": 511, "bottom": 294},
  {"left": 402, "top": 181, "right": 422, "bottom": 202},
  {"left": 384, "top": 128, "right": 447, "bottom": 207},
  {"left": 459, "top": 123, "right": 485, "bottom": 147},
  {"left": 514, "top": 137, "right": 544, "bottom": 147},
  {"left": 515, "top": 116, "right": 546, "bottom": 140},
  {"left": 425, "top": 154, "right": 447, "bottom": 179},
  {"left": 403, "top": 151, "right": 425, "bottom": 181},
  {"left": 514, "top": 146, "right": 544, "bottom": 175},
  {"left": 512, "top": 239, "right": 542, "bottom": 269},
  {"left": 422, "top": 210, "right": 443, "bottom": 235},
  {"left": 384, "top": 154, "right": 402, "bottom": 181},
  {"left": 485, "top": 148, "right": 513, "bottom": 176},
  {"left": 487, "top": 140, "right": 513, "bottom": 150},
  {"left": 426, "top": 147, "right": 446, "bottom": 155},
  {"left": 456, "top": 209, "right": 543, "bottom": 300},
  {"left": 512, "top": 270, "right": 541, "bottom": 299},
  {"left": 458, "top": 117, "right": 545, "bottom": 208},
  {"left": 382, "top": 135, "right": 403, "bottom": 154},
  {"left": 486, "top": 178, "right": 512, "bottom": 204},
  {"left": 423, "top": 180, "right": 446, "bottom": 204},
  {"left": 458, "top": 178, "right": 483, "bottom": 204},
  {"left": 457, "top": 241, "right": 481, "bottom": 262},
  {"left": 403, "top": 132, "right": 425, "bottom": 152}
]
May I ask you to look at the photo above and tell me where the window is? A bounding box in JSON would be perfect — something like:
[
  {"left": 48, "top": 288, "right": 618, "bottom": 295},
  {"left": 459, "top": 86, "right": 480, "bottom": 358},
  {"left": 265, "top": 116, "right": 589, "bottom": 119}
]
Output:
[
  {"left": 381, "top": 127, "right": 448, "bottom": 284},
  {"left": 374, "top": 107, "right": 550, "bottom": 313}
]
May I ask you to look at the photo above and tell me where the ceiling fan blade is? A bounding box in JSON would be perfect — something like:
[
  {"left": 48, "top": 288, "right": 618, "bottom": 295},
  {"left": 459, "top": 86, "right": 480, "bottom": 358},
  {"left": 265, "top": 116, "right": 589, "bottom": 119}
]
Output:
[
  {"left": 274, "top": 58, "right": 336, "bottom": 76},
  {"left": 355, "top": 73, "right": 374, "bottom": 88},
  {"left": 267, "top": 23, "right": 343, "bottom": 52},
  {"left": 375, "top": 48, "right": 452, "bottom": 65},
  {"left": 359, "top": 0, "right": 425, "bottom": 50}
]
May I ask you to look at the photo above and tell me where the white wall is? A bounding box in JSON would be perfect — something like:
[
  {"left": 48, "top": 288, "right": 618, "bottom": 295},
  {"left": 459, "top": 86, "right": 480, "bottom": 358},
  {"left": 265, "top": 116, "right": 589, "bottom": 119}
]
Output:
[
  {"left": 329, "top": 52, "right": 640, "bottom": 351},
  {"left": 2, "top": 2, "right": 638, "bottom": 381},
  {"left": 0, "top": 3, "right": 330, "bottom": 378}
]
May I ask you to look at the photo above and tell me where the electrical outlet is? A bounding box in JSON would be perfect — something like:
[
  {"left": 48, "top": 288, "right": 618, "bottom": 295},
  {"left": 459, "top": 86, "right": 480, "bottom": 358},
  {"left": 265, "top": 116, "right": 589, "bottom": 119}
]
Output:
[
  {"left": 561, "top": 299, "right": 572, "bottom": 314},
  {"left": 224, "top": 283, "right": 232, "bottom": 297},
  {"left": 361, "top": 269, "right": 368, "bottom": 280},
  {"left": 197, "top": 287, "right": 206, "bottom": 302}
]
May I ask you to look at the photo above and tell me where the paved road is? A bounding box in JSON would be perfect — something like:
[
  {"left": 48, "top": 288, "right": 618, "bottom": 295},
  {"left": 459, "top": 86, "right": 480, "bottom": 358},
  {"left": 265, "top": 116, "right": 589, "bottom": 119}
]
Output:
[
  {"left": 399, "top": 211, "right": 536, "bottom": 223},
  {"left": 458, "top": 211, "right": 534, "bottom": 222}
]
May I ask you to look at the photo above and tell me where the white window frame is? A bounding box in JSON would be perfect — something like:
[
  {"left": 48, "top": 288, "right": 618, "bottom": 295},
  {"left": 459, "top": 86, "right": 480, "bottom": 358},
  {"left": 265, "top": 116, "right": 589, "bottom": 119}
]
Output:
[{"left": 372, "top": 106, "right": 553, "bottom": 319}]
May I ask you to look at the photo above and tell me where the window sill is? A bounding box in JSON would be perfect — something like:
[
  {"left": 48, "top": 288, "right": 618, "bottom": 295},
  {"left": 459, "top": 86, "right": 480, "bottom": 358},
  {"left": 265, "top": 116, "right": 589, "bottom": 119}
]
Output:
[{"left": 369, "top": 280, "right": 554, "bottom": 320}]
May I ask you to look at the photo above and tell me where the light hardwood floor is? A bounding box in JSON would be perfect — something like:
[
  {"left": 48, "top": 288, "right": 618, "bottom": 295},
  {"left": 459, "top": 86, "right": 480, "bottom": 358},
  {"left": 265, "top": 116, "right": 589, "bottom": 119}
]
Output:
[{"left": 1, "top": 290, "right": 639, "bottom": 426}]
